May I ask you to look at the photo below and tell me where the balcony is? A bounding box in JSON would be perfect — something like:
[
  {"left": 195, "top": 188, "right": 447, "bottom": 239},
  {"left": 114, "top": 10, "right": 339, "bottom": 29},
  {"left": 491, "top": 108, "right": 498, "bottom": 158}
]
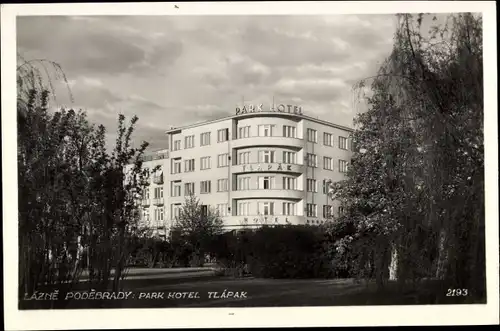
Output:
[
  {"left": 152, "top": 198, "right": 164, "bottom": 206},
  {"left": 138, "top": 151, "right": 169, "bottom": 163},
  {"left": 232, "top": 162, "right": 303, "bottom": 174},
  {"left": 153, "top": 173, "right": 164, "bottom": 185},
  {"left": 231, "top": 189, "right": 304, "bottom": 200},
  {"left": 232, "top": 136, "right": 304, "bottom": 149},
  {"left": 141, "top": 199, "right": 151, "bottom": 206}
]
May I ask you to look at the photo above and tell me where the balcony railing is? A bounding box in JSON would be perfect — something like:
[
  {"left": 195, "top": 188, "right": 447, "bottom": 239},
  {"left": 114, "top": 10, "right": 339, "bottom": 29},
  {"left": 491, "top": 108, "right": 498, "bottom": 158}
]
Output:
[
  {"left": 223, "top": 215, "right": 305, "bottom": 227},
  {"left": 141, "top": 199, "right": 151, "bottom": 206},
  {"left": 140, "top": 152, "right": 169, "bottom": 162},
  {"left": 231, "top": 188, "right": 303, "bottom": 200},
  {"left": 153, "top": 198, "right": 164, "bottom": 206},
  {"left": 232, "top": 162, "right": 304, "bottom": 174}
]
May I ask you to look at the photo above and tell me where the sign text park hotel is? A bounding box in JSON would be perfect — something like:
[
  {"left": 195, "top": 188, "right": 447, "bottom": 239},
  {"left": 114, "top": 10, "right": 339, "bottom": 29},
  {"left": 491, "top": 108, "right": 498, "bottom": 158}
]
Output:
[{"left": 137, "top": 102, "right": 353, "bottom": 235}]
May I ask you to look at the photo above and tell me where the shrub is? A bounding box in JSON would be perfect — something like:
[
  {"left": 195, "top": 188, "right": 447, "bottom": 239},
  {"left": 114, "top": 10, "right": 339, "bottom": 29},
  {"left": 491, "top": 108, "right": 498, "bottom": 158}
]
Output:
[{"left": 212, "top": 225, "right": 337, "bottom": 279}]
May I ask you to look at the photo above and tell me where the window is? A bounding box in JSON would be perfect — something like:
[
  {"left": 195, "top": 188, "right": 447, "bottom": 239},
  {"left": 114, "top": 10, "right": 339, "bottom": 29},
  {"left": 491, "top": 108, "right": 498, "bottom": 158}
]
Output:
[
  {"left": 322, "top": 179, "right": 330, "bottom": 194},
  {"left": 282, "top": 202, "right": 296, "bottom": 216},
  {"left": 200, "top": 132, "right": 211, "bottom": 146},
  {"left": 200, "top": 156, "right": 211, "bottom": 170},
  {"left": 238, "top": 151, "right": 250, "bottom": 165},
  {"left": 324, "top": 133, "right": 333, "bottom": 146},
  {"left": 217, "top": 179, "right": 229, "bottom": 192},
  {"left": 237, "top": 202, "right": 250, "bottom": 216},
  {"left": 307, "top": 179, "right": 317, "bottom": 192},
  {"left": 155, "top": 207, "right": 164, "bottom": 221},
  {"left": 218, "top": 153, "right": 229, "bottom": 167},
  {"left": 184, "top": 182, "right": 195, "bottom": 195},
  {"left": 259, "top": 150, "right": 275, "bottom": 163},
  {"left": 154, "top": 187, "right": 163, "bottom": 199},
  {"left": 323, "top": 156, "right": 333, "bottom": 170},
  {"left": 143, "top": 188, "right": 150, "bottom": 200},
  {"left": 238, "top": 176, "right": 250, "bottom": 190},
  {"left": 258, "top": 202, "right": 275, "bottom": 215},
  {"left": 185, "top": 135, "right": 195, "bottom": 149},
  {"left": 282, "top": 176, "right": 296, "bottom": 190},
  {"left": 323, "top": 205, "right": 332, "bottom": 218},
  {"left": 282, "top": 151, "right": 296, "bottom": 164},
  {"left": 258, "top": 124, "right": 275, "bottom": 137},
  {"left": 171, "top": 204, "right": 181, "bottom": 220},
  {"left": 185, "top": 159, "right": 195, "bottom": 172},
  {"left": 217, "top": 128, "right": 229, "bottom": 142},
  {"left": 258, "top": 176, "right": 275, "bottom": 190},
  {"left": 142, "top": 209, "right": 150, "bottom": 222},
  {"left": 171, "top": 181, "right": 181, "bottom": 197},
  {"left": 171, "top": 158, "right": 181, "bottom": 174},
  {"left": 307, "top": 153, "right": 318, "bottom": 167},
  {"left": 217, "top": 203, "right": 229, "bottom": 217},
  {"left": 200, "top": 180, "right": 211, "bottom": 194},
  {"left": 201, "top": 205, "right": 208, "bottom": 218},
  {"left": 238, "top": 126, "right": 250, "bottom": 138},
  {"left": 339, "top": 160, "right": 348, "bottom": 173},
  {"left": 339, "top": 136, "right": 348, "bottom": 150},
  {"left": 338, "top": 206, "right": 345, "bottom": 216},
  {"left": 172, "top": 139, "right": 181, "bottom": 151},
  {"left": 307, "top": 128, "right": 317, "bottom": 143},
  {"left": 283, "top": 125, "right": 296, "bottom": 138},
  {"left": 306, "top": 203, "right": 317, "bottom": 217}
]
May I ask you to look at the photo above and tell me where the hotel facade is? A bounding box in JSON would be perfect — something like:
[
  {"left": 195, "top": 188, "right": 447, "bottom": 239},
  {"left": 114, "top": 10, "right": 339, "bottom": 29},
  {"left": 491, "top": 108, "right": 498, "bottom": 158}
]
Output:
[{"left": 135, "top": 103, "right": 353, "bottom": 236}]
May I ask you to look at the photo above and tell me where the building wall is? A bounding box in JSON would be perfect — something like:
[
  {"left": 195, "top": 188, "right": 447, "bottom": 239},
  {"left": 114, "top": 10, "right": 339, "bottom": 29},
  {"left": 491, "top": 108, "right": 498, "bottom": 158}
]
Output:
[{"left": 137, "top": 111, "right": 353, "bottom": 233}]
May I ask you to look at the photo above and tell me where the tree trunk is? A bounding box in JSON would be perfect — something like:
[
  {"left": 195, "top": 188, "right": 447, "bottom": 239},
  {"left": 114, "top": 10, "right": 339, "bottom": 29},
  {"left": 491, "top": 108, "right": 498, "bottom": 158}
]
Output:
[
  {"left": 389, "top": 244, "right": 398, "bottom": 280},
  {"left": 435, "top": 229, "right": 447, "bottom": 279}
]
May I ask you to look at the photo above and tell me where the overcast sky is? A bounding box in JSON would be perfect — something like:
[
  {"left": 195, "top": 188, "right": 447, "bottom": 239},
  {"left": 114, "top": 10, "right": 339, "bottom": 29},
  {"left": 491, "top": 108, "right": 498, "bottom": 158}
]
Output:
[{"left": 17, "top": 15, "right": 398, "bottom": 151}]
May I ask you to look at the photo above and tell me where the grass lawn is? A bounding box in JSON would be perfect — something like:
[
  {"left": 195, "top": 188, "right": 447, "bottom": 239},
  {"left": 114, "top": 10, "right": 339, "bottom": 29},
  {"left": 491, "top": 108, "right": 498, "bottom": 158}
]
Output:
[{"left": 19, "top": 269, "right": 484, "bottom": 309}]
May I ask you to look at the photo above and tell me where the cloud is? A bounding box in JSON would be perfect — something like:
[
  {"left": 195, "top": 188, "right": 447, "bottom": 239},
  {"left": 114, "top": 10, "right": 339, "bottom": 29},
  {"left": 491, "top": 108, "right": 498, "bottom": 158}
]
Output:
[
  {"left": 17, "top": 16, "right": 183, "bottom": 78},
  {"left": 17, "top": 14, "right": 400, "bottom": 151}
]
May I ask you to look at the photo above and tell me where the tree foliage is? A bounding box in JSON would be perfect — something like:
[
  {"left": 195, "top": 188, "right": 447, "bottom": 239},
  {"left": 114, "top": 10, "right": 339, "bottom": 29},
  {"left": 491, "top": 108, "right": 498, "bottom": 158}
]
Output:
[
  {"left": 171, "top": 194, "right": 225, "bottom": 266},
  {"left": 330, "top": 13, "right": 484, "bottom": 296},
  {"left": 17, "top": 58, "right": 151, "bottom": 306}
]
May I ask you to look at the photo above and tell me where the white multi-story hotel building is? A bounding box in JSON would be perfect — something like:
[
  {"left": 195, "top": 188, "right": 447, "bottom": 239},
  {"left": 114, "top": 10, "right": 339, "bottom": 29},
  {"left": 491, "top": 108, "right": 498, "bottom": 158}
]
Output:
[{"left": 135, "top": 103, "right": 353, "bottom": 236}]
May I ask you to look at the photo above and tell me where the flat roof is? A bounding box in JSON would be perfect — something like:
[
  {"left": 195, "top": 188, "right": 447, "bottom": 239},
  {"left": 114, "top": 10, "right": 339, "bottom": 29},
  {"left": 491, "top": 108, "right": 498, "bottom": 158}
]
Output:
[{"left": 165, "top": 112, "right": 354, "bottom": 134}]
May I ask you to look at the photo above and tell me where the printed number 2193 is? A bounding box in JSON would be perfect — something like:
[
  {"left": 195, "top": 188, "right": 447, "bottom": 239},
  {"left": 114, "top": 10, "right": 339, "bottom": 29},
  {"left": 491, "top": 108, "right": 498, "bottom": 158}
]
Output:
[{"left": 447, "top": 289, "right": 468, "bottom": 296}]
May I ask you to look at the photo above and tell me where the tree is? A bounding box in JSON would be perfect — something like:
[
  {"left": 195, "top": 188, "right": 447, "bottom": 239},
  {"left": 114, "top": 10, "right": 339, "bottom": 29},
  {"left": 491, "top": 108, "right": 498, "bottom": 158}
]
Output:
[
  {"left": 330, "top": 13, "right": 484, "bottom": 297},
  {"left": 17, "top": 56, "right": 152, "bottom": 306},
  {"left": 171, "top": 194, "right": 224, "bottom": 267}
]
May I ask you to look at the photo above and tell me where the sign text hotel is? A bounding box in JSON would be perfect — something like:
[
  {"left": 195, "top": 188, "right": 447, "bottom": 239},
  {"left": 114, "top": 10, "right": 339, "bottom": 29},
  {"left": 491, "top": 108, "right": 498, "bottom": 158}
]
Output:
[{"left": 236, "top": 103, "right": 303, "bottom": 115}]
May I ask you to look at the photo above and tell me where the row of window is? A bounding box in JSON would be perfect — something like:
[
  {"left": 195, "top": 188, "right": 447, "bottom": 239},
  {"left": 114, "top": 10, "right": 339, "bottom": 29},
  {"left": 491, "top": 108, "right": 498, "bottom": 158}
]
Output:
[
  {"left": 173, "top": 129, "right": 230, "bottom": 151},
  {"left": 307, "top": 204, "right": 345, "bottom": 217},
  {"left": 170, "top": 179, "right": 229, "bottom": 196},
  {"left": 177, "top": 177, "right": 312, "bottom": 195},
  {"left": 171, "top": 126, "right": 352, "bottom": 151},
  {"left": 237, "top": 150, "right": 294, "bottom": 165},
  {"left": 307, "top": 129, "right": 351, "bottom": 150},
  {"left": 142, "top": 207, "right": 165, "bottom": 222},
  {"left": 142, "top": 204, "right": 345, "bottom": 222},
  {"left": 142, "top": 176, "right": 338, "bottom": 198},
  {"left": 227, "top": 202, "right": 344, "bottom": 217},
  {"left": 171, "top": 155, "right": 230, "bottom": 173},
  {"left": 171, "top": 154, "right": 348, "bottom": 173},
  {"left": 141, "top": 187, "right": 164, "bottom": 200},
  {"left": 236, "top": 201, "right": 296, "bottom": 216}
]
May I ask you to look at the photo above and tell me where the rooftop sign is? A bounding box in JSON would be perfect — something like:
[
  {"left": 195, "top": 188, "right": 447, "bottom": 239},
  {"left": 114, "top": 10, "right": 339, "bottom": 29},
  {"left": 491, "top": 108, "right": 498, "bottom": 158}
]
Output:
[{"left": 236, "top": 103, "right": 303, "bottom": 115}]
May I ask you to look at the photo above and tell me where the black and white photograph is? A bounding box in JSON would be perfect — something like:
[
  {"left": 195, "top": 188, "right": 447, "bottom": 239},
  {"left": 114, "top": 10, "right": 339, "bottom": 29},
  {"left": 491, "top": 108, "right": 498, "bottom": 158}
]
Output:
[{"left": 2, "top": 1, "right": 498, "bottom": 329}]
